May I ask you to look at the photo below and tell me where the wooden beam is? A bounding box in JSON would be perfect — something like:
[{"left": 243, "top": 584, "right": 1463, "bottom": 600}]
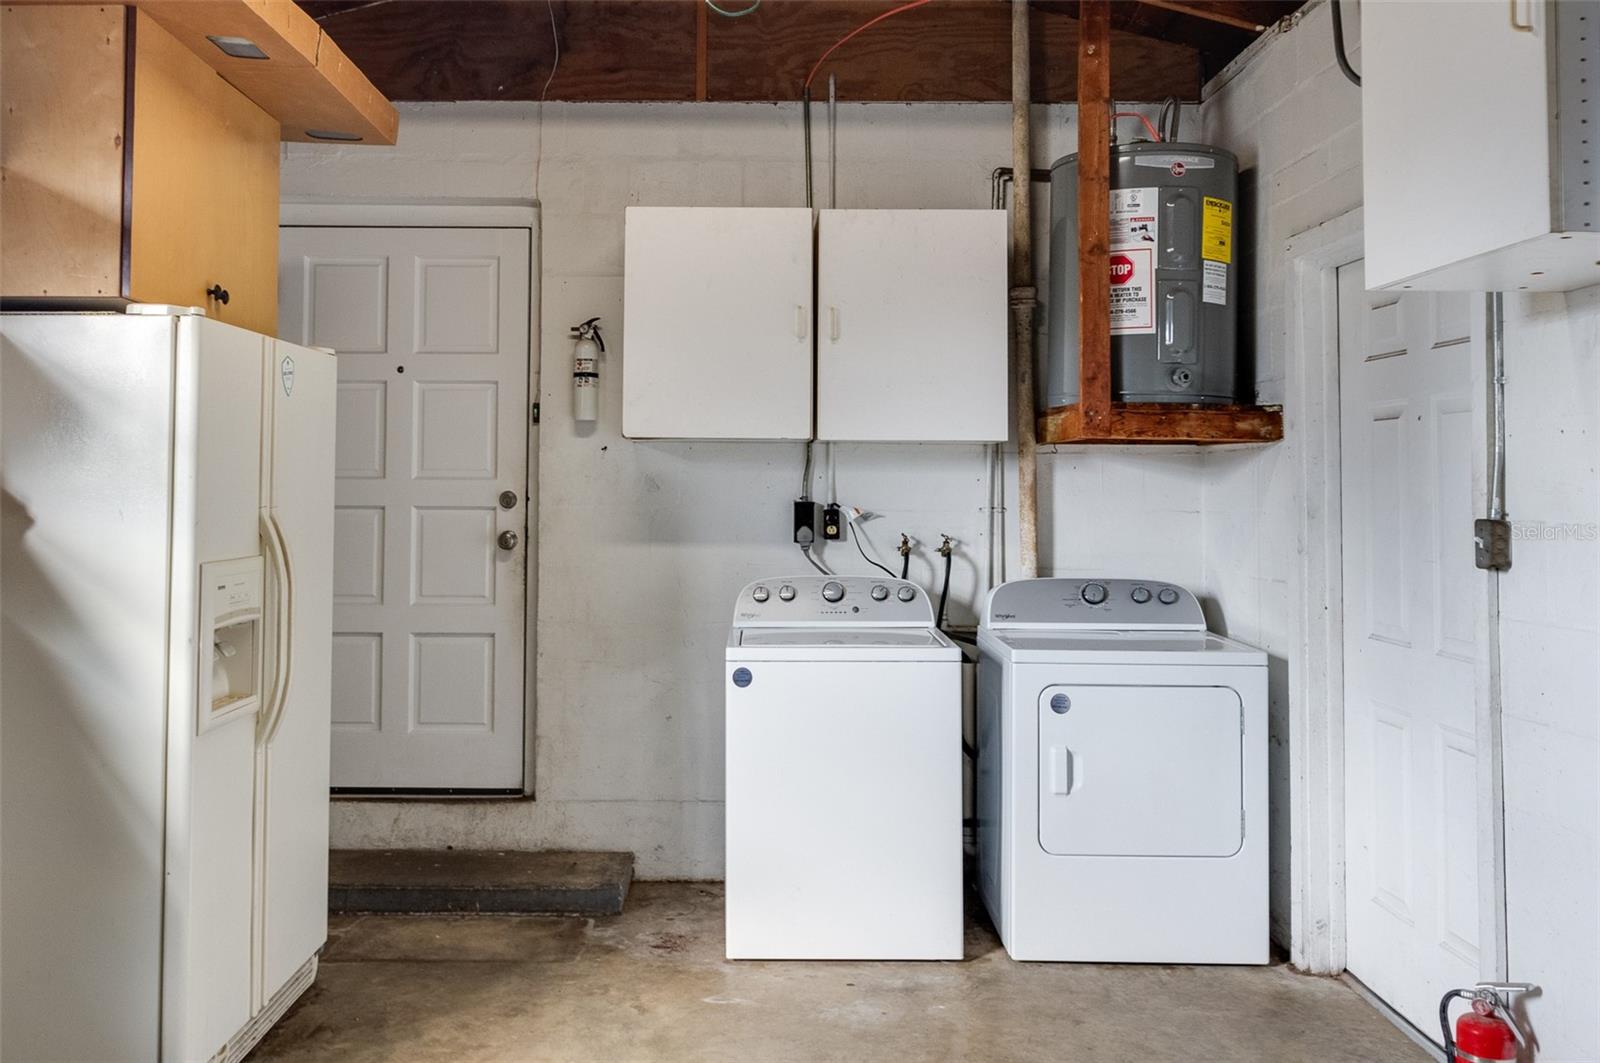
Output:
[
  {"left": 1075, "top": 0, "right": 1112, "bottom": 430},
  {"left": 1038, "top": 403, "right": 1285, "bottom": 445},
  {"left": 1134, "top": 0, "right": 1269, "bottom": 33},
  {"left": 695, "top": 0, "right": 709, "bottom": 101}
]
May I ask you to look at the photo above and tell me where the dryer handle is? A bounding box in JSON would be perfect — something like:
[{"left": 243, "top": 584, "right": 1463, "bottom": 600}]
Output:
[{"left": 1048, "top": 746, "right": 1075, "bottom": 795}]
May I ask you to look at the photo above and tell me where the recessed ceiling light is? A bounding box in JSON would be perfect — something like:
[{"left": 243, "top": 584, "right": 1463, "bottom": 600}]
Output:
[
  {"left": 207, "top": 35, "right": 269, "bottom": 60},
  {"left": 305, "top": 129, "right": 364, "bottom": 142}
]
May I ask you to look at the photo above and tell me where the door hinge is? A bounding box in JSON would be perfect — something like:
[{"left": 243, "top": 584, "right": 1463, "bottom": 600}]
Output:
[
  {"left": 1474, "top": 517, "right": 1512, "bottom": 571},
  {"left": 530, "top": 402, "right": 541, "bottom": 426}
]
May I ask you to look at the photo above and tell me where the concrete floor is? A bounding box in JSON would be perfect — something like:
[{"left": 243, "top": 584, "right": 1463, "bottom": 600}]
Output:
[{"left": 250, "top": 883, "right": 1430, "bottom": 1063}]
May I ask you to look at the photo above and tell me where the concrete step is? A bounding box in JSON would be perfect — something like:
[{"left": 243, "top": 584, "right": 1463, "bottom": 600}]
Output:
[{"left": 329, "top": 849, "right": 634, "bottom": 915}]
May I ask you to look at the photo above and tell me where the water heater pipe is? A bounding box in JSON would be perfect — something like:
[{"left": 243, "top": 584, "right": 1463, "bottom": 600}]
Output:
[{"left": 1009, "top": 0, "right": 1040, "bottom": 579}]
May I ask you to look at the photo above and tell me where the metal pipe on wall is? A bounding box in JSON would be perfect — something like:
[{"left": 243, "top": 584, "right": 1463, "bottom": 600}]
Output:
[{"left": 1009, "top": 0, "right": 1040, "bottom": 578}]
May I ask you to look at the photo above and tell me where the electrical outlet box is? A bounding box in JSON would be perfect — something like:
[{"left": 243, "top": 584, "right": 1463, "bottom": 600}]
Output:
[
  {"left": 1474, "top": 518, "right": 1512, "bottom": 571},
  {"left": 822, "top": 503, "right": 843, "bottom": 541},
  {"left": 793, "top": 499, "right": 823, "bottom": 546}
]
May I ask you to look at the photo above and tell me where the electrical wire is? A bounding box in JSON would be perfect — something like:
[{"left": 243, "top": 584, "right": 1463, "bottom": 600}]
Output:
[
  {"left": 851, "top": 522, "right": 897, "bottom": 579},
  {"left": 803, "top": 0, "right": 933, "bottom": 91},
  {"left": 1157, "top": 96, "right": 1182, "bottom": 143},
  {"left": 532, "top": 0, "right": 561, "bottom": 203},
  {"left": 705, "top": 0, "right": 761, "bottom": 16},
  {"left": 1331, "top": 0, "right": 1361, "bottom": 87},
  {"left": 1112, "top": 112, "right": 1162, "bottom": 142}
]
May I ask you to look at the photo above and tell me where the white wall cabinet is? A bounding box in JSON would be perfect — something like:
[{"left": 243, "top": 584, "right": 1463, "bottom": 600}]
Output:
[
  {"left": 623, "top": 207, "right": 814, "bottom": 440},
  {"left": 623, "top": 207, "right": 1008, "bottom": 442},
  {"left": 1361, "top": 0, "right": 1599, "bottom": 292},
  {"left": 817, "top": 210, "right": 1008, "bottom": 442}
]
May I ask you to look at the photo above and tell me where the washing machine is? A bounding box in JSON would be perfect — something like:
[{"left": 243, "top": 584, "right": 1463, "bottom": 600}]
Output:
[
  {"left": 976, "top": 577, "right": 1268, "bottom": 964},
  {"left": 725, "top": 575, "right": 963, "bottom": 960}
]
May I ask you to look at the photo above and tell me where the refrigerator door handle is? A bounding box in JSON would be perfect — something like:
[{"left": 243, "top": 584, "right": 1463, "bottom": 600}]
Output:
[{"left": 258, "top": 509, "right": 295, "bottom": 746}]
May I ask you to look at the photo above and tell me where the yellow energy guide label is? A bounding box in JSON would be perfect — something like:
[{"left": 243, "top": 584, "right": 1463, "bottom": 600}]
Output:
[{"left": 1201, "top": 196, "right": 1233, "bottom": 263}]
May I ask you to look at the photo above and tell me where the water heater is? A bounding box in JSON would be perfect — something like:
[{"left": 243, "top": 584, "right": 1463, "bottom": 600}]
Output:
[{"left": 1044, "top": 140, "right": 1240, "bottom": 407}]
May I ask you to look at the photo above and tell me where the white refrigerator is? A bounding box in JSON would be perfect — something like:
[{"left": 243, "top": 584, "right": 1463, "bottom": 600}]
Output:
[{"left": 1, "top": 309, "right": 336, "bottom": 1062}]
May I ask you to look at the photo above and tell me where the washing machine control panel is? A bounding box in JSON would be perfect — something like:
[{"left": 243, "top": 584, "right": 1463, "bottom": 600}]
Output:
[
  {"left": 733, "top": 576, "right": 934, "bottom": 625},
  {"left": 982, "top": 578, "right": 1205, "bottom": 630}
]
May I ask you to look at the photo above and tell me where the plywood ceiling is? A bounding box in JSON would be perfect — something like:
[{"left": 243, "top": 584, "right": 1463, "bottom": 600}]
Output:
[{"left": 297, "top": 0, "right": 1303, "bottom": 104}]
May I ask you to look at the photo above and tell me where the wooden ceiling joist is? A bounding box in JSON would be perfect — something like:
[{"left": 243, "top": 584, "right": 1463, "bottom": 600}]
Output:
[{"left": 297, "top": 0, "right": 1244, "bottom": 104}]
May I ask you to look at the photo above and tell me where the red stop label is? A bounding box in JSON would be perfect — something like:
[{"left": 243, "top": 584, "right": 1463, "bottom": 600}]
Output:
[{"left": 1109, "top": 254, "right": 1135, "bottom": 285}]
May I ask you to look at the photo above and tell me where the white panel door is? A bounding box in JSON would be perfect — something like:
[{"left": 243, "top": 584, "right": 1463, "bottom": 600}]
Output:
[
  {"left": 817, "top": 210, "right": 1008, "bottom": 442},
  {"left": 622, "top": 207, "right": 813, "bottom": 440},
  {"left": 280, "top": 227, "right": 531, "bottom": 790},
  {"left": 1339, "top": 262, "right": 1485, "bottom": 1038}
]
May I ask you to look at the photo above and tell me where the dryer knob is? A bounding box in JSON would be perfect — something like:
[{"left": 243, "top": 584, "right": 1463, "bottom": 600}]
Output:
[
  {"left": 896, "top": 585, "right": 916, "bottom": 602},
  {"left": 821, "top": 581, "right": 846, "bottom": 603},
  {"left": 1158, "top": 587, "right": 1180, "bottom": 605},
  {"left": 778, "top": 585, "right": 797, "bottom": 602},
  {"left": 751, "top": 586, "right": 770, "bottom": 603},
  {"left": 1081, "top": 582, "right": 1108, "bottom": 605},
  {"left": 870, "top": 585, "right": 890, "bottom": 601},
  {"left": 1130, "top": 586, "right": 1152, "bottom": 604}
]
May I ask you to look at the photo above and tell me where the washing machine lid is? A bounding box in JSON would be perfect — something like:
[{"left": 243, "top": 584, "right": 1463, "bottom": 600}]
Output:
[
  {"left": 728, "top": 626, "right": 960, "bottom": 662},
  {"left": 980, "top": 628, "right": 1265, "bottom": 666}
]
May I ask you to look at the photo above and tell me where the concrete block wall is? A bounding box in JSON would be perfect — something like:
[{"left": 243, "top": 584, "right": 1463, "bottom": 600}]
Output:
[
  {"left": 281, "top": 99, "right": 1207, "bottom": 879},
  {"left": 1201, "top": 4, "right": 1599, "bottom": 1057},
  {"left": 1197, "top": 0, "right": 1365, "bottom": 948}
]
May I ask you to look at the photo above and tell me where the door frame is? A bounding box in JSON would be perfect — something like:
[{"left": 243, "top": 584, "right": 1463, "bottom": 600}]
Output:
[
  {"left": 279, "top": 199, "right": 541, "bottom": 795},
  {"left": 1282, "top": 206, "right": 1507, "bottom": 982}
]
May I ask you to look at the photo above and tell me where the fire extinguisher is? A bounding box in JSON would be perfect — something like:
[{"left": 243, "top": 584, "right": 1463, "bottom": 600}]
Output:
[
  {"left": 571, "top": 317, "right": 604, "bottom": 423},
  {"left": 1439, "top": 983, "right": 1534, "bottom": 1062}
]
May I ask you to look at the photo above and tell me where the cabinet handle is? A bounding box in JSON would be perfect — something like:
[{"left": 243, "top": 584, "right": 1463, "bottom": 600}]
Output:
[
  {"left": 205, "top": 284, "right": 230, "bottom": 305},
  {"left": 1509, "top": 0, "right": 1534, "bottom": 32},
  {"left": 828, "top": 306, "right": 839, "bottom": 342},
  {"left": 794, "top": 304, "right": 807, "bottom": 340}
]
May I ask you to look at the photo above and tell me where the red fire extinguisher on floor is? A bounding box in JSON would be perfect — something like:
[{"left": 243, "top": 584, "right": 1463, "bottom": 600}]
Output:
[{"left": 1440, "top": 983, "right": 1535, "bottom": 1062}]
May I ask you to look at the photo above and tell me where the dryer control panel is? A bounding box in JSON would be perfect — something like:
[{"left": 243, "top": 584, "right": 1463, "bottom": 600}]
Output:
[
  {"left": 733, "top": 576, "right": 934, "bottom": 626},
  {"left": 982, "top": 578, "right": 1205, "bottom": 631}
]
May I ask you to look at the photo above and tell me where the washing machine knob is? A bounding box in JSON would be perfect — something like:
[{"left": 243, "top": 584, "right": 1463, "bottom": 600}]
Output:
[
  {"left": 1081, "top": 582, "right": 1108, "bottom": 605},
  {"left": 1130, "top": 586, "right": 1152, "bottom": 604},
  {"left": 751, "top": 585, "right": 770, "bottom": 603},
  {"left": 870, "top": 585, "right": 890, "bottom": 602},
  {"left": 778, "top": 585, "right": 797, "bottom": 602},
  {"left": 821, "top": 581, "right": 846, "bottom": 603},
  {"left": 896, "top": 585, "right": 916, "bottom": 602},
  {"left": 1157, "top": 587, "right": 1180, "bottom": 605}
]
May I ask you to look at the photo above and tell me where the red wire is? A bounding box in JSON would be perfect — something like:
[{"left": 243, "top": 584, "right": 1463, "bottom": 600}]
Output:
[
  {"left": 1113, "top": 112, "right": 1163, "bottom": 142},
  {"left": 803, "top": 0, "right": 935, "bottom": 92}
]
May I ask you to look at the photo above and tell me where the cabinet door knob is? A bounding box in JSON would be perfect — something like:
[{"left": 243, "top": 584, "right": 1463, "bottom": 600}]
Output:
[{"left": 205, "top": 284, "right": 230, "bottom": 305}]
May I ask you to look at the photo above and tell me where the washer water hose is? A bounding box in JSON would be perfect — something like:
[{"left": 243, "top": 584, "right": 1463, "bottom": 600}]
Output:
[{"left": 936, "top": 535, "right": 954, "bottom": 630}]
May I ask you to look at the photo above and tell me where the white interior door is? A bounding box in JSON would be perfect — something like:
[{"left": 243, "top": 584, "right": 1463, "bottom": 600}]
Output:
[
  {"left": 279, "top": 226, "right": 532, "bottom": 791},
  {"left": 1338, "top": 261, "right": 1487, "bottom": 1038}
]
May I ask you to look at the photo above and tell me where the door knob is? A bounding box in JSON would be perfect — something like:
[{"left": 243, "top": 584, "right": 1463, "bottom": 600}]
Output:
[{"left": 497, "top": 530, "right": 519, "bottom": 551}]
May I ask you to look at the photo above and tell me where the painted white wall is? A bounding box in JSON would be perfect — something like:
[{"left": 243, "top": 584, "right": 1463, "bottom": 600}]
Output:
[
  {"left": 1202, "top": 3, "right": 1599, "bottom": 1057},
  {"left": 281, "top": 99, "right": 1206, "bottom": 878}
]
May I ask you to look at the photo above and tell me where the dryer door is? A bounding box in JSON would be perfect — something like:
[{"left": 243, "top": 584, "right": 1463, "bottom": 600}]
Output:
[{"left": 1037, "top": 684, "right": 1243, "bottom": 857}]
